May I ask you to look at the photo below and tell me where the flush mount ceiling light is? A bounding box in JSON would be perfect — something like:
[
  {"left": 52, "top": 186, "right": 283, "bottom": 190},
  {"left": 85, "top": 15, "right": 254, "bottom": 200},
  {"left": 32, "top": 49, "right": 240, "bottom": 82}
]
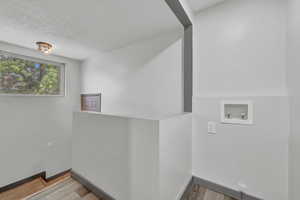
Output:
[{"left": 36, "top": 41, "right": 53, "bottom": 54}]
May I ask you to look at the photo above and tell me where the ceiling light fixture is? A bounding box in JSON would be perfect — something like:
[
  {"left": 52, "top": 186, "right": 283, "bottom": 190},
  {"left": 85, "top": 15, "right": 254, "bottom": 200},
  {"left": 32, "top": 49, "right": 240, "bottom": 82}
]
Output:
[{"left": 36, "top": 41, "right": 53, "bottom": 54}]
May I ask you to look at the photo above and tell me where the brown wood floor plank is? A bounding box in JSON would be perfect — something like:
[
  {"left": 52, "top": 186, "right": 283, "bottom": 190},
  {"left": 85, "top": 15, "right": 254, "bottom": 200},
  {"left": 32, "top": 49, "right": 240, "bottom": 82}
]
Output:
[
  {"left": 26, "top": 178, "right": 102, "bottom": 200},
  {"left": 44, "top": 172, "right": 71, "bottom": 186},
  {"left": 42, "top": 180, "right": 81, "bottom": 200},
  {"left": 188, "top": 184, "right": 200, "bottom": 200},
  {"left": 196, "top": 187, "right": 206, "bottom": 200},
  {"left": 204, "top": 190, "right": 218, "bottom": 200},
  {"left": 27, "top": 178, "right": 73, "bottom": 200},
  {"left": 82, "top": 193, "right": 99, "bottom": 200},
  {"left": 60, "top": 192, "right": 81, "bottom": 200},
  {"left": 184, "top": 183, "right": 238, "bottom": 200},
  {"left": 75, "top": 186, "right": 90, "bottom": 197},
  {"left": 0, "top": 172, "right": 73, "bottom": 200},
  {"left": 0, "top": 178, "right": 45, "bottom": 200}
]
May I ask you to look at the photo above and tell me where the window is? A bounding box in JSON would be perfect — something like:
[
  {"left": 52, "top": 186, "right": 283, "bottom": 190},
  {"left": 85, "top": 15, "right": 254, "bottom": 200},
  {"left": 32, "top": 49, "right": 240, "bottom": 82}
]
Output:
[
  {"left": 0, "top": 51, "right": 65, "bottom": 96},
  {"left": 81, "top": 93, "right": 101, "bottom": 112}
]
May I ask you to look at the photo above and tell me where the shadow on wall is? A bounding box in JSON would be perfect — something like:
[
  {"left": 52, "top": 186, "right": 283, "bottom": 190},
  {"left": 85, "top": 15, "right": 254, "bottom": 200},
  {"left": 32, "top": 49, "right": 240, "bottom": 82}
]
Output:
[
  {"left": 81, "top": 29, "right": 184, "bottom": 117},
  {"left": 83, "top": 29, "right": 182, "bottom": 79}
]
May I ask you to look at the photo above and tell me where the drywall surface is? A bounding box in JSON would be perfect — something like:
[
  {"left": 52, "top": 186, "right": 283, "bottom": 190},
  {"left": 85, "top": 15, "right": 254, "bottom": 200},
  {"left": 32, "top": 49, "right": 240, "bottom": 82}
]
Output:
[
  {"left": 72, "top": 112, "right": 192, "bottom": 200},
  {"left": 0, "top": 41, "right": 80, "bottom": 187},
  {"left": 192, "top": 96, "right": 289, "bottom": 200},
  {"left": 287, "top": 0, "right": 300, "bottom": 199},
  {"left": 159, "top": 113, "right": 192, "bottom": 200},
  {"left": 81, "top": 31, "right": 183, "bottom": 117},
  {"left": 72, "top": 112, "right": 132, "bottom": 200},
  {"left": 187, "top": 0, "right": 225, "bottom": 13},
  {"left": 129, "top": 118, "right": 160, "bottom": 200},
  {"left": 195, "top": 0, "right": 287, "bottom": 97},
  {"left": 72, "top": 112, "right": 162, "bottom": 200},
  {"left": 129, "top": 119, "right": 159, "bottom": 200},
  {"left": 288, "top": 97, "right": 300, "bottom": 200},
  {"left": 192, "top": 1, "right": 289, "bottom": 200}
]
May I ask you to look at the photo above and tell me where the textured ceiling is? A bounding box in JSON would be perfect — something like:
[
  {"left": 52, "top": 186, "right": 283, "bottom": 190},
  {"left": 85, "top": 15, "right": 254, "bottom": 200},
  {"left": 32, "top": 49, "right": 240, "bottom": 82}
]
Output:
[
  {"left": 0, "top": 0, "right": 181, "bottom": 59},
  {"left": 187, "top": 0, "right": 226, "bottom": 12}
]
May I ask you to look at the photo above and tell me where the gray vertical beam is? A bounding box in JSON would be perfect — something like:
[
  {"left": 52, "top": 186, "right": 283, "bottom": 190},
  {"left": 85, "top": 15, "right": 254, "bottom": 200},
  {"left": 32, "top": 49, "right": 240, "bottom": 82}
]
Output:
[
  {"left": 165, "top": 0, "right": 193, "bottom": 112},
  {"left": 165, "top": 0, "right": 192, "bottom": 26},
  {"left": 183, "top": 25, "right": 193, "bottom": 112}
]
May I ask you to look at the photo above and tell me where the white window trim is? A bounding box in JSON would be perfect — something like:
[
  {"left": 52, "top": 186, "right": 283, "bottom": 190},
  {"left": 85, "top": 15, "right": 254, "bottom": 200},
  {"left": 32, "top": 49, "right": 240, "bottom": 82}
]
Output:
[{"left": 0, "top": 50, "right": 66, "bottom": 97}]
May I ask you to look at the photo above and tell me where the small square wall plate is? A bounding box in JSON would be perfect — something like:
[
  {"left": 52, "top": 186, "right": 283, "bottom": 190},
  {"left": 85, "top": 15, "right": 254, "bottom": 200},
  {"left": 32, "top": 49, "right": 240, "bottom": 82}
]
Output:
[{"left": 220, "top": 100, "right": 253, "bottom": 125}]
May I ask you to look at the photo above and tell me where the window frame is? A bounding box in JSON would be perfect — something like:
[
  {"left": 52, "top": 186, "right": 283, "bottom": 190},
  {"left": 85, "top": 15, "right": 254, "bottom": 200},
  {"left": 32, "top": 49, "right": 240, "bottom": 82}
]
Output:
[
  {"left": 0, "top": 50, "right": 66, "bottom": 97},
  {"left": 81, "top": 93, "right": 102, "bottom": 112}
]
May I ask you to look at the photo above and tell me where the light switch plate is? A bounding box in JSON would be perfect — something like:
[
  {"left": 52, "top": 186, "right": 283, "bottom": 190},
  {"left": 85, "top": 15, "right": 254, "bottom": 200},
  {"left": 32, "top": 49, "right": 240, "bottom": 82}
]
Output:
[{"left": 208, "top": 121, "right": 217, "bottom": 134}]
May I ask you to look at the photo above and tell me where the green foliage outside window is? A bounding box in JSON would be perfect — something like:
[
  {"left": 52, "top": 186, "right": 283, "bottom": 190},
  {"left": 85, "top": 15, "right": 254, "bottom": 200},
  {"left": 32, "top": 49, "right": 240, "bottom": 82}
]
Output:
[{"left": 0, "top": 54, "right": 63, "bottom": 95}]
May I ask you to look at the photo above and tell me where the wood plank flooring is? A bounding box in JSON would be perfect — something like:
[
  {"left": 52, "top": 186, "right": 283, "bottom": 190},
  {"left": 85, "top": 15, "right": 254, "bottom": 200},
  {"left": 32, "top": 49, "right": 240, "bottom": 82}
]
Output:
[
  {"left": 0, "top": 173, "right": 236, "bottom": 200},
  {"left": 0, "top": 173, "right": 70, "bottom": 200},
  {"left": 0, "top": 172, "right": 102, "bottom": 200},
  {"left": 0, "top": 178, "right": 46, "bottom": 200},
  {"left": 26, "top": 178, "right": 102, "bottom": 200},
  {"left": 183, "top": 184, "right": 237, "bottom": 200}
]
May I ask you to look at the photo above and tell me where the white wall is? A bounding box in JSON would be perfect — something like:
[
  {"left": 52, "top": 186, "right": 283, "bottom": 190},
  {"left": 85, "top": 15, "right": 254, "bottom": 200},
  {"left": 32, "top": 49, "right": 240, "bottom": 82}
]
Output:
[
  {"left": 72, "top": 112, "right": 192, "bottom": 200},
  {"left": 159, "top": 113, "right": 192, "bottom": 200},
  {"left": 193, "top": 1, "right": 289, "bottom": 200},
  {"left": 287, "top": 0, "right": 300, "bottom": 199},
  {"left": 129, "top": 118, "right": 159, "bottom": 200},
  {"left": 195, "top": 0, "right": 287, "bottom": 97},
  {"left": 72, "top": 112, "right": 132, "bottom": 200},
  {"left": 193, "top": 97, "right": 289, "bottom": 200},
  {"left": 72, "top": 112, "right": 162, "bottom": 200},
  {"left": 81, "top": 31, "right": 183, "bottom": 117},
  {"left": 0, "top": 42, "right": 80, "bottom": 187}
]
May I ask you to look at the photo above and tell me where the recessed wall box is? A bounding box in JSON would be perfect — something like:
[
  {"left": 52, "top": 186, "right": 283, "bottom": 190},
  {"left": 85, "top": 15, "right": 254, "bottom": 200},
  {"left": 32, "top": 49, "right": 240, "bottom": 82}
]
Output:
[{"left": 220, "top": 101, "right": 253, "bottom": 125}]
